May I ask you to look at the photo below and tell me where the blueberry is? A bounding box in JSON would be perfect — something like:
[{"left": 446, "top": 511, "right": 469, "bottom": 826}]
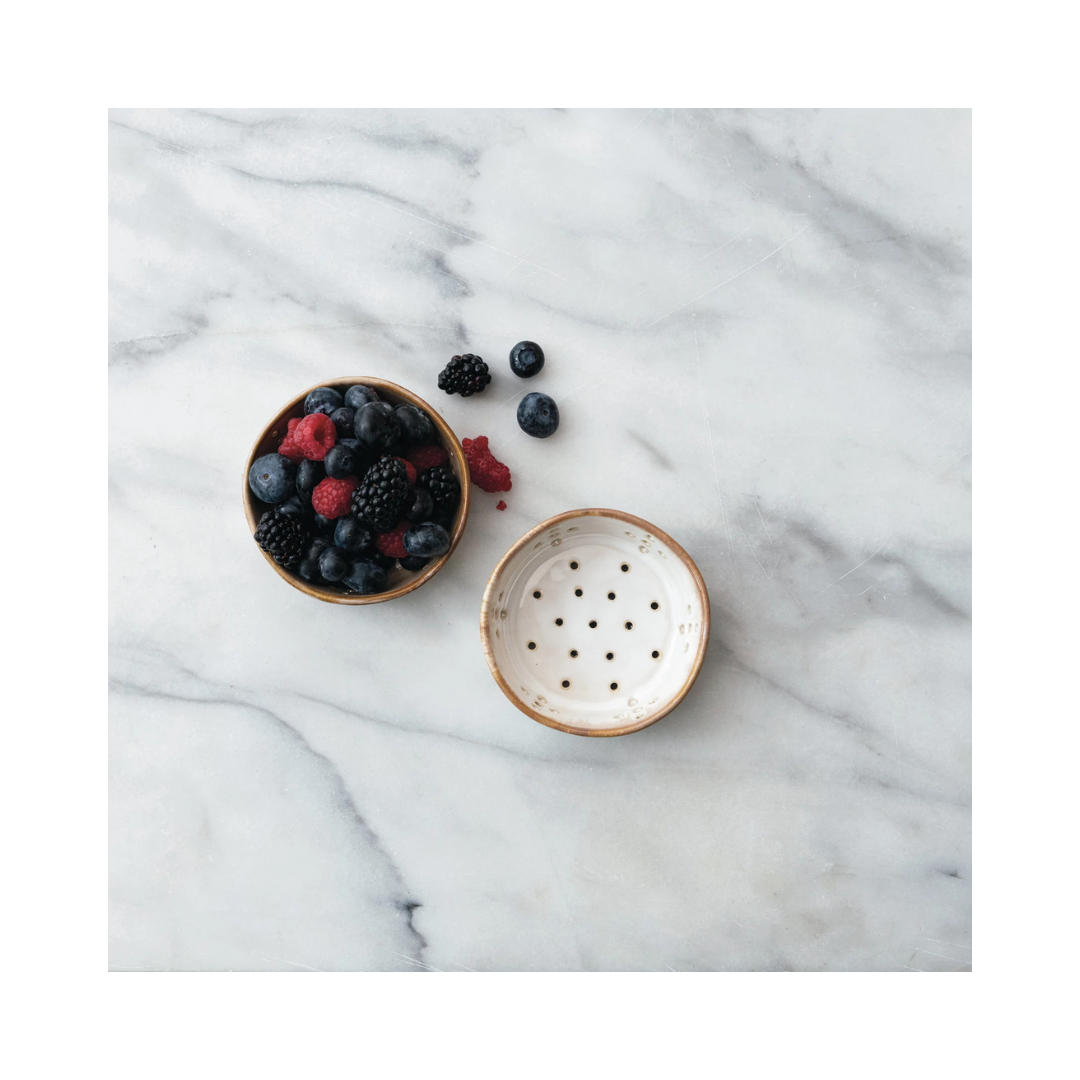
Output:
[
  {"left": 394, "top": 404, "right": 435, "bottom": 445},
  {"left": 329, "top": 406, "right": 356, "bottom": 439},
  {"left": 318, "top": 545, "right": 351, "bottom": 582},
  {"left": 344, "top": 384, "right": 380, "bottom": 411},
  {"left": 324, "top": 443, "right": 357, "bottom": 479},
  {"left": 403, "top": 522, "right": 451, "bottom": 558},
  {"left": 304, "top": 387, "right": 344, "bottom": 416},
  {"left": 354, "top": 401, "right": 401, "bottom": 452},
  {"left": 313, "top": 513, "right": 336, "bottom": 535},
  {"left": 517, "top": 392, "right": 559, "bottom": 438},
  {"left": 334, "top": 516, "right": 372, "bottom": 553},
  {"left": 370, "top": 551, "right": 396, "bottom": 571},
  {"left": 298, "top": 556, "right": 323, "bottom": 583},
  {"left": 403, "top": 486, "right": 435, "bottom": 524},
  {"left": 296, "top": 458, "right": 325, "bottom": 496},
  {"left": 509, "top": 340, "right": 545, "bottom": 378},
  {"left": 308, "top": 537, "right": 331, "bottom": 560},
  {"left": 249, "top": 454, "right": 296, "bottom": 504},
  {"left": 399, "top": 555, "right": 430, "bottom": 572},
  {"left": 277, "top": 495, "right": 311, "bottom": 519},
  {"left": 343, "top": 558, "right": 389, "bottom": 594}
]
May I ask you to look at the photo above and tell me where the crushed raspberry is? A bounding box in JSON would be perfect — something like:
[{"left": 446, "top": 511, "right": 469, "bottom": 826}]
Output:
[
  {"left": 311, "top": 475, "right": 357, "bottom": 518},
  {"left": 405, "top": 443, "right": 448, "bottom": 471},
  {"left": 375, "top": 521, "right": 410, "bottom": 558},
  {"left": 292, "top": 412, "right": 337, "bottom": 461},
  {"left": 496, "top": 500, "right": 507, "bottom": 511},
  {"left": 462, "top": 436, "right": 512, "bottom": 493},
  {"left": 394, "top": 457, "right": 417, "bottom": 486}
]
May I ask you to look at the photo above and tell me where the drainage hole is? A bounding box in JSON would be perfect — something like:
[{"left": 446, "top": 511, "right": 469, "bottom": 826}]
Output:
[
  {"left": 554, "top": 618, "right": 563, "bottom": 626},
  {"left": 589, "top": 620, "right": 597, "bottom": 628},
  {"left": 574, "top": 588, "right": 583, "bottom": 597},
  {"left": 620, "top": 563, "right": 630, "bottom": 572},
  {"left": 569, "top": 561, "right": 579, "bottom": 570},
  {"left": 570, "top": 649, "right": 579, "bottom": 658},
  {"left": 651, "top": 601, "right": 659, "bottom": 610},
  {"left": 606, "top": 652, "right": 614, "bottom": 661},
  {"left": 625, "top": 621, "right": 634, "bottom": 630},
  {"left": 607, "top": 592, "right": 616, "bottom": 600},
  {"left": 527, "top": 641, "right": 536, "bottom": 650},
  {"left": 561, "top": 680, "right": 570, "bottom": 688},
  {"left": 533, "top": 590, "right": 542, "bottom": 599},
  {"left": 610, "top": 682, "right": 619, "bottom": 691},
  {"left": 651, "top": 650, "right": 660, "bottom": 659}
]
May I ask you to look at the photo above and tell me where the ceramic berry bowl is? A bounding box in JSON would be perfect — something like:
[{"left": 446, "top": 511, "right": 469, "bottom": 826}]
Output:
[
  {"left": 243, "top": 377, "right": 470, "bottom": 604},
  {"left": 480, "top": 509, "right": 710, "bottom": 736}
]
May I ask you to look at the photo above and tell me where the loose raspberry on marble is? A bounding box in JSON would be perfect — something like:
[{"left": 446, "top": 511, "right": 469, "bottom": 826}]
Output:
[
  {"left": 496, "top": 500, "right": 507, "bottom": 511},
  {"left": 404, "top": 443, "right": 448, "bottom": 471},
  {"left": 311, "top": 475, "right": 358, "bottom": 519},
  {"left": 292, "top": 412, "right": 337, "bottom": 461},
  {"left": 374, "top": 520, "right": 410, "bottom": 559},
  {"left": 462, "top": 436, "right": 511, "bottom": 493}
]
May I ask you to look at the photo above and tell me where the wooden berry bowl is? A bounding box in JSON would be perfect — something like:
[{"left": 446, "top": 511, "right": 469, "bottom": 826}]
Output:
[
  {"left": 242, "top": 377, "right": 470, "bottom": 604},
  {"left": 480, "top": 509, "right": 710, "bottom": 736}
]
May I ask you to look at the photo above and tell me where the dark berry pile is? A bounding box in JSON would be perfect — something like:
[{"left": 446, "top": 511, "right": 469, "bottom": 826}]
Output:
[
  {"left": 437, "top": 354, "right": 492, "bottom": 397},
  {"left": 248, "top": 383, "right": 461, "bottom": 593}
]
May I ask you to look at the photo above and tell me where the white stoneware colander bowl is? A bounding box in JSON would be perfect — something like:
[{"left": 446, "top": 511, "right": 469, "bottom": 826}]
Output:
[{"left": 480, "top": 509, "right": 710, "bottom": 736}]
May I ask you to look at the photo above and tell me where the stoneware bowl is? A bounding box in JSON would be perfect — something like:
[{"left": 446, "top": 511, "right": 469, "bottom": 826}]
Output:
[
  {"left": 480, "top": 509, "right": 710, "bottom": 736},
  {"left": 242, "top": 377, "right": 470, "bottom": 604}
]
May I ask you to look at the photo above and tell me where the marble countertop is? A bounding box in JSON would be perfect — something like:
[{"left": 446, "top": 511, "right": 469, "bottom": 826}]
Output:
[{"left": 109, "top": 108, "right": 971, "bottom": 972}]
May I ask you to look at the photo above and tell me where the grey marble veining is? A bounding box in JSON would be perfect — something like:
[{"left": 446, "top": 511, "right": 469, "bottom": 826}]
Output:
[{"left": 109, "top": 108, "right": 971, "bottom": 972}]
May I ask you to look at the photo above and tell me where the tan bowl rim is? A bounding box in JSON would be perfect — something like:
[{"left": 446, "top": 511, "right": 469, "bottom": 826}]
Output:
[
  {"left": 479, "top": 508, "right": 710, "bottom": 736},
  {"left": 242, "top": 377, "right": 470, "bottom": 605}
]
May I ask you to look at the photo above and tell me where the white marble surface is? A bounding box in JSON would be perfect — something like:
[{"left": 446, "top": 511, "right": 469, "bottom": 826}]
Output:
[{"left": 109, "top": 108, "right": 971, "bottom": 972}]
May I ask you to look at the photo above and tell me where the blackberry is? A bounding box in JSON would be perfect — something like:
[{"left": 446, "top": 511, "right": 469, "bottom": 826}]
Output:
[
  {"left": 351, "top": 455, "right": 411, "bottom": 531},
  {"left": 418, "top": 465, "right": 460, "bottom": 517},
  {"left": 254, "top": 508, "right": 310, "bottom": 569},
  {"left": 437, "top": 353, "right": 491, "bottom": 397}
]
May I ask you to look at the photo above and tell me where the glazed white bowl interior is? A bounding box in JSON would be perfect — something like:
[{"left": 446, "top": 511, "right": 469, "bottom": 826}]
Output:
[{"left": 486, "top": 514, "right": 707, "bottom": 733}]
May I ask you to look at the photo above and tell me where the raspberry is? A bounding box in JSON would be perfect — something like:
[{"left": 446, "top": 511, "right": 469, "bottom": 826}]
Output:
[
  {"left": 462, "top": 436, "right": 512, "bottom": 493},
  {"left": 278, "top": 417, "right": 306, "bottom": 461},
  {"left": 394, "top": 457, "right": 417, "bottom": 486},
  {"left": 311, "top": 475, "right": 358, "bottom": 519},
  {"left": 405, "top": 443, "right": 448, "bottom": 471},
  {"left": 375, "top": 520, "right": 409, "bottom": 558},
  {"left": 292, "top": 413, "right": 337, "bottom": 461},
  {"left": 496, "top": 500, "right": 507, "bottom": 511}
]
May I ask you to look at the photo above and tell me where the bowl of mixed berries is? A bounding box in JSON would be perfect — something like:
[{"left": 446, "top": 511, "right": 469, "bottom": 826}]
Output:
[{"left": 243, "top": 378, "right": 469, "bottom": 603}]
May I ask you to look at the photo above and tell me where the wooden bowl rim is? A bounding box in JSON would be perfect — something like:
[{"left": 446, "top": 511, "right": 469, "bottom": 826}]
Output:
[
  {"left": 479, "top": 508, "right": 710, "bottom": 736},
  {"left": 242, "top": 377, "right": 470, "bottom": 605}
]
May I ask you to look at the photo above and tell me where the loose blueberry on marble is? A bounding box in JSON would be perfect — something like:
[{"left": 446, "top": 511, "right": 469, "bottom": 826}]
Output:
[
  {"left": 334, "top": 516, "right": 372, "bottom": 553},
  {"left": 394, "top": 403, "right": 435, "bottom": 445},
  {"left": 304, "top": 387, "right": 344, "bottom": 416},
  {"left": 517, "top": 392, "right": 559, "bottom": 438},
  {"left": 323, "top": 443, "right": 357, "bottom": 480},
  {"left": 342, "top": 557, "right": 388, "bottom": 594},
  {"left": 344, "top": 384, "right": 380, "bottom": 411},
  {"left": 354, "top": 401, "right": 401, "bottom": 452},
  {"left": 403, "top": 486, "right": 435, "bottom": 524},
  {"left": 248, "top": 453, "right": 297, "bottom": 504},
  {"left": 318, "top": 545, "right": 351, "bottom": 582},
  {"left": 403, "top": 522, "right": 451, "bottom": 558},
  {"left": 329, "top": 406, "right": 356, "bottom": 439},
  {"left": 509, "top": 340, "right": 545, "bottom": 378}
]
